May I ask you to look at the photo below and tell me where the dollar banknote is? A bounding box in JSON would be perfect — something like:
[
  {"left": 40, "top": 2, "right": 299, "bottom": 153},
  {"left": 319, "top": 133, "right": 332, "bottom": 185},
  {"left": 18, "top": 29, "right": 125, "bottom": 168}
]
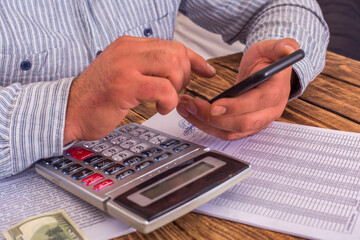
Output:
[{"left": 3, "top": 210, "right": 89, "bottom": 240}]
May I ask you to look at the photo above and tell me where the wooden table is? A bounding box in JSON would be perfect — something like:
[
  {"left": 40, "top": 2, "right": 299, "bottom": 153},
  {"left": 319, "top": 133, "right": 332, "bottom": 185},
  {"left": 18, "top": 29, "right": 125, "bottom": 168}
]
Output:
[{"left": 116, "top": 51, "right": 360, "bottom": 240}]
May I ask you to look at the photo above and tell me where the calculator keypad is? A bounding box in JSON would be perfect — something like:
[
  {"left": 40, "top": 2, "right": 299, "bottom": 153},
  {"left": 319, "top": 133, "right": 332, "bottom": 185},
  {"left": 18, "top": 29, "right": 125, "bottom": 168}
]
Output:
[{"left": 41, "top": 124, "right": 198, "bottom": 192}]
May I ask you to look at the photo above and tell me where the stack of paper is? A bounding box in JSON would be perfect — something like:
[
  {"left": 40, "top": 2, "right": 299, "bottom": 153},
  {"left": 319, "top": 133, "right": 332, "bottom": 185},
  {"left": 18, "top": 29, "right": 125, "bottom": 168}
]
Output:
[{"left": 143, "top": 110, "right": 360, "bottom": 240}]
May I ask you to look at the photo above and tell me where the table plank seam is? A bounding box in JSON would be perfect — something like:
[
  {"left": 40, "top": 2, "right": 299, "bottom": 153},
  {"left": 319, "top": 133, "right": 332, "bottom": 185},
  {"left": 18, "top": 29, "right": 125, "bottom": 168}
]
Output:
[
  {"left": 184, "top": 88, "right": 210, "bottom": 101},
  {"left": 320, "top": 72, "right": 360, "bottom": 88},
  {"left": 215, "top": 63, "right": 238, "bottom": 74},
  {"left": 298, "top": 97, "right": 360, "bottom": 125}
]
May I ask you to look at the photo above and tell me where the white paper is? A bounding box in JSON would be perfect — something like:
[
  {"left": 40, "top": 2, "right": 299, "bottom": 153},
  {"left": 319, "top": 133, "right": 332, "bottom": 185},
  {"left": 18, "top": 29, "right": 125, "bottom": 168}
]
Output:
[
  {"left": 0, "top": 168, "right": 135, "bottom": 240},
  {"left": 143, "top": 110, "right": 360, "bottom": 240}
]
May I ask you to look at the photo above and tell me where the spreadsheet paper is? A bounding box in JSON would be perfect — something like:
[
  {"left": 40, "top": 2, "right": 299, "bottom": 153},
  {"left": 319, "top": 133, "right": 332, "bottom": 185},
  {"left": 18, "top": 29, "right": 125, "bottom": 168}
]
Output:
[{"left": 143, "top": 110, "right": 360, "bottom": 240}]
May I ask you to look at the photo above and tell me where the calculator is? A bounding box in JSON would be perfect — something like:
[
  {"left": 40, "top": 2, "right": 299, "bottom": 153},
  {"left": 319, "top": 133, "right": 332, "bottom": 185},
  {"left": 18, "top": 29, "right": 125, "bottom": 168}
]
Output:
[{"left": 35, "top": 123, "right": 252, "bottom": 233}]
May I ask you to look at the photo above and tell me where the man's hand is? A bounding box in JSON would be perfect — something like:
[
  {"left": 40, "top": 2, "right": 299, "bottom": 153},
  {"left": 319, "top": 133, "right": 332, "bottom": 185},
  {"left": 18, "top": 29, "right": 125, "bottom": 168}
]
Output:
[
  {"left": 177, "top": 38, "right": 300, "bottom": 140},
  {"left": 64, "top": 36, "right": 216, "bottom": 144}
]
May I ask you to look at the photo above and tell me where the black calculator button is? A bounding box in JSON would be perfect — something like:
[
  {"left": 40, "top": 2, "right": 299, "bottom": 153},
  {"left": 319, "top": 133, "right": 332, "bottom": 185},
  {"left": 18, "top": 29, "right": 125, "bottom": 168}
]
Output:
[
  {"left": 160, "top": 139, "right": 181, "bottom": 148},
  {"left": 93, "top": 159, "right": 114, "bottom": 170},
  {"left": 104, "top": 164, "right": 125, "bottom": 175},
  {"left": 72, "top": 169, "right": 94, "bottom": 180},
  {"left": 53, "top": 159, "right": 73, "bottom": 170},
  {"left": 173, "top": 143, "right": 190, "bottom": 153},
  {"left": 83, "top": 155, "right": 104, "bottom": 165},
  {"left": 135, "top": 160, "right": 154, "bottom": 171},
  {"left": 154, "top": 152, "right": 172, "bottom": 162},
  {"left": 123, "top": 156, "right": 144, "bottom": 166},
  {"left": 62, "top": 164, "right": 83, "bottom": 175},
  {"left": 43, "top": 156, "right": 64, "bottom": 165},
  {"left": 142, "top": 147, "right": 162, "bottom": 157},
  {"left": 116, "top": 169, "right": 135, "bottom": 180}
]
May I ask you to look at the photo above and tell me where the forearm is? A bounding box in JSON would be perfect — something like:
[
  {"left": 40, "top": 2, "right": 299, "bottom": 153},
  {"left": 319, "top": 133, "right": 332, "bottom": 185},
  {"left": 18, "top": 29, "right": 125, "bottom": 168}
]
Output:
[{"left": 0, "top": 78, "right": 73, "bottom": 178}]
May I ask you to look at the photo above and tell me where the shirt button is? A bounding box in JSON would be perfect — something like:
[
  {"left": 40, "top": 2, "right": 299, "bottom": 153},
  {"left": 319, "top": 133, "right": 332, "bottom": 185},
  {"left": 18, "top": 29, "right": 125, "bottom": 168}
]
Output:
[
  {"left": 20, "top": 61, "right": 31, "bottom": 71},
  {"left": 96, "top": 50, "right": 102, "bottom": 57},
  {"left": 143, "top": 28, "right": 153, "bottom": 37}
]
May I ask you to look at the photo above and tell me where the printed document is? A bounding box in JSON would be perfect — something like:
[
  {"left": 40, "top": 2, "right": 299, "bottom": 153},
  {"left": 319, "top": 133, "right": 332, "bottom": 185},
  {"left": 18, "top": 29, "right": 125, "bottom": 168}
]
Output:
[
  {"left": 143, "top": 110, "right": 360, "bottom": 240},
  {"left": 0, "top": 168, "right": 135, "bottom": 240}
]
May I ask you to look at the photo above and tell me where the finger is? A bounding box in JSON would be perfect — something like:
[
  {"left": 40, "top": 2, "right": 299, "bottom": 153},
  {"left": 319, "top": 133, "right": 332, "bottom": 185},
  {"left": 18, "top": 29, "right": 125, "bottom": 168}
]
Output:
[
  {"left": 179, "top": 94, "right": 194, "bottom": 102},
  {"left": 208, "top": 106, "right": 282, "bottom": 133},
  {"left": 134, "top": 75, "right": 179, "bottom": 114},
  {"left": 178, "top": 110, "right": 263, "bottom": 141},
  {"left": 258, "top": 38, "right": 300, "bottom": 62},
  {"left": 177, "top": 95, "right": 195, "bottom": 118},
  {"left": 179, "top": 97, "right": 283, "bottom": 133},
  {"left": 186, "top": 48, "right": 217, "bottom": 78},
  {"left": 136, "top": 50, "right": 186, "bottom": 92}
]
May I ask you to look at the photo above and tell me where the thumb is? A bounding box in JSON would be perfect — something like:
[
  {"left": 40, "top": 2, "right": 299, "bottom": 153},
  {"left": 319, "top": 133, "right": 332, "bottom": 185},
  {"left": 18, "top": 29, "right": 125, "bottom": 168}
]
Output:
[
  {"left": 273, "top": 38, "right": 300, "bottom": 59},
  {"left": 186, "top": 48, "right": 217, "bottom": 78}
]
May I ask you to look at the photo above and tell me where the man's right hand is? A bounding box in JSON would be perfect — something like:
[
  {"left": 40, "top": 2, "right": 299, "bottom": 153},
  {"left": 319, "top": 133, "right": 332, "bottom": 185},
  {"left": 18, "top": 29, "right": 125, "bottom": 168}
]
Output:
[{"left": 63, "top": 36, "right": 216, "bottom": 144}]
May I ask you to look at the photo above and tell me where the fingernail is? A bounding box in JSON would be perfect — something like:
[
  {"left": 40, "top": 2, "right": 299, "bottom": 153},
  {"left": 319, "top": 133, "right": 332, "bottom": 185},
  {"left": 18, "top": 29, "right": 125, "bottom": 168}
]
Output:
[
  {"left": 179, "top": 95, "right": 189, "bottom": 102},
  {"left": 186, "top": 101, "right": 198, "bottom": 115},
  {"left": 207, "top": 63, "right": 216, "bottom": 75},
  {"left": 211, "top": 106, "right": 227, "bottom": 116},
  {"left": 177, "top": 103, "right": 189, "bottom": 118},
  {"left": 284, "top": 44, "right": 297, "bottom": 52}
]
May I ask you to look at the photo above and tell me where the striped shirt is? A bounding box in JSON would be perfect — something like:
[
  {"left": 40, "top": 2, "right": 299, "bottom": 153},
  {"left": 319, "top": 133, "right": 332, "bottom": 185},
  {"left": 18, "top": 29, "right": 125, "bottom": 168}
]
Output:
[{"left": 0, "top": 0, "right": 329, "bottom": 178}]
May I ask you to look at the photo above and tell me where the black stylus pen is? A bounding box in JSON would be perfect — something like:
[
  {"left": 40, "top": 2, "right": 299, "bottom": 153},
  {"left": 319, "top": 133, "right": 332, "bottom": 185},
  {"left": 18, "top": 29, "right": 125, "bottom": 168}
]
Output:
[{"left": 208, "top": 49, "right": 305, "bottom": 104}]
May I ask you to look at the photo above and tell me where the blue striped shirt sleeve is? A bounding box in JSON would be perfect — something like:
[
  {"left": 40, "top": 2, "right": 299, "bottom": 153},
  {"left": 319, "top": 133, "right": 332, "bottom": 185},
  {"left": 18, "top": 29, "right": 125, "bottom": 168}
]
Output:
[{"left": 0, "top": 78, "right": 73, "bottom": 178}]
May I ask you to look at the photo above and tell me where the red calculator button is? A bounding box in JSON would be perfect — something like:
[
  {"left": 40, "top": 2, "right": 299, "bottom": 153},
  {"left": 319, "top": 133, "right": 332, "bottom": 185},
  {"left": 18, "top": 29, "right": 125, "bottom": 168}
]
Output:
[
  {"left": 93, "top": 179, "right": 114, "bottom": 191},
  {"left": 66, "top": 147, "right": 94, "bottom": 160},
  {"left": 82, "top": 173, "right": 104, "bottom": 186}
]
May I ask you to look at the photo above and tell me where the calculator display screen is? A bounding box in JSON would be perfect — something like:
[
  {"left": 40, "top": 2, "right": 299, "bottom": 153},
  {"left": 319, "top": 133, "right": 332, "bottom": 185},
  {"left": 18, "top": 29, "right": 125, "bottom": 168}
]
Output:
[
  {"left": 140, "top": 162, "right": 214, "bottom": 199},
  {"left": 115, "top": 151, "right": 250, "bottom": 221}
]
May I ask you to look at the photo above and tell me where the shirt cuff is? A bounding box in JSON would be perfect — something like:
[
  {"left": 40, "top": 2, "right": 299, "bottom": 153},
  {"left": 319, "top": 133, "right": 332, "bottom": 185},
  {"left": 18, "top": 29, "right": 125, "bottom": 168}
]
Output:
[{"left": 10, "top": 77, "right": 74, "bottom": 175}]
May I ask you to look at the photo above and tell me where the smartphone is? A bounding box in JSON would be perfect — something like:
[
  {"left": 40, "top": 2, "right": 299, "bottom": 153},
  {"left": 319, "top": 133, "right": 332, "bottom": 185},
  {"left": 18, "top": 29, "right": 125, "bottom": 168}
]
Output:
[{"left": 208, "top": 49, "right": 305, "bottom": 103}]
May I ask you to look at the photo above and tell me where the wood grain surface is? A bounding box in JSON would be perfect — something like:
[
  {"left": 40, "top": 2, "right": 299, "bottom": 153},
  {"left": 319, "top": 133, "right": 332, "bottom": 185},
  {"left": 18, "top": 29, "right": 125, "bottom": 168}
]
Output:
[{"left": 115, "top": 51, "right": 360, "bottom": 240}]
